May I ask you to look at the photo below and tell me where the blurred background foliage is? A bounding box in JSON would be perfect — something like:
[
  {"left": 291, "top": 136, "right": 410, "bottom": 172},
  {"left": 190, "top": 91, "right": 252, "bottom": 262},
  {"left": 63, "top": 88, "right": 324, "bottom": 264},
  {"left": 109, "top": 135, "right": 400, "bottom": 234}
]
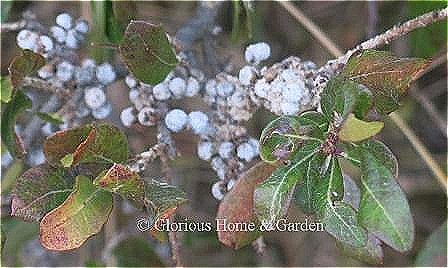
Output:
[{"left": 1, "top": 1, "right": 446, "bottom": 267}]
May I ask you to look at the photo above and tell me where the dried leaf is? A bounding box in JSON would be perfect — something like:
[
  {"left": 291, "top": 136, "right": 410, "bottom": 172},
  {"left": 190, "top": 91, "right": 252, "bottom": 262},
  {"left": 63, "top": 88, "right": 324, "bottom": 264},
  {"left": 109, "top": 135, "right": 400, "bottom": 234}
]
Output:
[
  {"left": 10, "top": 164, "right": 74, "bottom": 221},
  {"left": 341, "top": 50, "right": 428, "bottom": 114},
  {"left": 40, "top": 175, "right": 113, "bottom": 251},
  {"left": 1, "top": 90, "right": 32, "bottom": 158},
  {"left": 217, "top": 161, "right": 276, "bottom": 249},
  {"left": 119, "top": 20, "right": 178, "bottom": 85}
]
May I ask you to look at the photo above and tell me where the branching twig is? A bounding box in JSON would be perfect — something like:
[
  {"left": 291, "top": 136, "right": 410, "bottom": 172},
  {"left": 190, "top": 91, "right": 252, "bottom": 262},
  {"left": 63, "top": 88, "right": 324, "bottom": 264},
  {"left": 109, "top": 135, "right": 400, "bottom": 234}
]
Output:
[{"left": 280, "top": 3, "right": 447, "bottom": 190}]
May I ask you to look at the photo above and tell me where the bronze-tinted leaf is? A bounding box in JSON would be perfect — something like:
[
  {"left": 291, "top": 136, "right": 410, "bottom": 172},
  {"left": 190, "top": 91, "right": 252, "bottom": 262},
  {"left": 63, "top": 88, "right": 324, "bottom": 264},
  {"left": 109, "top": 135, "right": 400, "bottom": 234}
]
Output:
[
  {"left": 94, "top": 163, "right": 145, "bottom": 208},
  {"left": 8, "top": 49, "right": 45, "bottom": 92},
  {"left": 341, "top": 50, "right": 428, "bottom": 114},
  {"left": 44, "top": 124, "right": 128, "bottom": 167},
  {"left": 217, "top": 161, "right": 276, "bottom": 249},
  {"left": 119, "top": 20, "right": 178, "bottom": 85},
  {"left": 10, "top": 164, "right": 74, "bottom": 221},
  {"left": 40, "top": 175, "right": 113, "bottom": 251}
]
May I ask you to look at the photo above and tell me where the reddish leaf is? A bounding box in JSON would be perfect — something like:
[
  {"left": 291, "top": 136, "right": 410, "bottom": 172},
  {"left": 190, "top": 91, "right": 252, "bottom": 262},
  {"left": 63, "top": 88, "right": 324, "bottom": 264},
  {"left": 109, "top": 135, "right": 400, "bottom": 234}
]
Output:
[
  {"left": 40, "top": 175, "right": 113, "bottom": 251},
  {"left": 217, "top": 161, "right": 276, "bottom": 249},
  {"left": 44, "top": 124, "right": 128, "bottom": 167},
  {"left": 341, "top": 50, "right": 429, "bottom": 114},
  {"left": 9, "top": 49, "right": 45, "bottom": 92},
  {"left": 94, "top": 163, "right": 145, "bottom": 207},
  {"left": 11, "top": 164, "right": 74, "bottom": 221}
]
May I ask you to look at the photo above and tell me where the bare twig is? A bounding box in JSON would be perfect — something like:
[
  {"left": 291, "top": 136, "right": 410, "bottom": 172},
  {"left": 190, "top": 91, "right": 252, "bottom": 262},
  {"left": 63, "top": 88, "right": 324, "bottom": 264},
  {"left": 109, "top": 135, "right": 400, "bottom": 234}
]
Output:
[
  {"left": 156, "top": 123, "right": 182, "bottom": 267},
  {"left": 1, "top": 20, "right": 26, "bottom": 32},
  {"left": 22, "top": 77, "right": 71, "bottom": 98},
  {"left": 340, "top": 7, "right": 448, "bottom": 63},
  {"left": 280, "top": 4, "right": 448, "bottom": 189}
]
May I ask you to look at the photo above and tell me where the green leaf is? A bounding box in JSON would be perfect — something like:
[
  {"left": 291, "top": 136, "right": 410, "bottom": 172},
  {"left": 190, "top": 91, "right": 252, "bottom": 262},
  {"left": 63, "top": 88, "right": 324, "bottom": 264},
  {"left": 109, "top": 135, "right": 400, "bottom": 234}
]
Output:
[
  {"left": 343, "top": 140, "right": 398, "bottom": 177},
  {"left": 40, "top": 175, "right": 113, "bottom": 251},
  {"left": 60, "top": 153, "right": 74, "bottom": 168},
  {"left": 295, "top": 153, "right": 326, "bottom": 214},
  {"left": 8, "top": 49, "right": 45, "bottom": 92},
  {"left": 312, "top": 157, "right": 367, "bottom": 247},
  {"left": 1, "top": 90, "right": 32, "bottom": 158},
  {"left": 44, "top": 124, "right": 128, "bottom": 167},
  {"left": 259, "top": 116, "right": 302, "bottom": 163},
  {"left": 217, "top": 161, "right": 276, "bottom": 249},
  {"left": 260, "top": 112, "right": 326, "bottom": 163},
  {"left": 339, "top": 114, "right": 384, "bottom": 142},
  {"left": 254, "top": 140, "right": 320, "bottom": 224},
  {"left": 1, "top": 76, "right": 12, "bottom": 103},
  {"left": 415, "top": 221, "right": 447, "bottom": 266},
  {"left": 322, "top": 201, "right": 367, "bottom": 248},
  {"left": 10, "top": 164, "right": 74, "bottom": 222},
  {"left": 94, "top": 163, "right": 145, "bottom": 208},
  {"left": 313, "top": 156, "right": 344, "bottom": 212},
  {"left": 144, "top": 179, "right": 188, "bottom": 229},
  {"left": 119, "top": 20, "right": 178, "bottom": 85},
  {"left": 320, "top": 76, "right": 364, "bottom": 121},
  {"left": 112, "top": 236, "right": 165, "bottom": 267},
  {"left": 358, "top": 149, "right": 414, "bottom": 252},
  {"left": 337, "top": 233, "right": 383, "bottom": 265},
  {"left": 338, "top": 175, "right": 383, "bottom": 265},
  {"left": 352, "top": 86, "right": 373, "bottom": 120},
  {"left": 341, "top": 49, "right": 428, "bottom": 114},
  {"left": 36, "top": 112, "right": 64, "bottom": 125},
  {"left": 105, "top": 0, "right": 136, "bottom": 43}
]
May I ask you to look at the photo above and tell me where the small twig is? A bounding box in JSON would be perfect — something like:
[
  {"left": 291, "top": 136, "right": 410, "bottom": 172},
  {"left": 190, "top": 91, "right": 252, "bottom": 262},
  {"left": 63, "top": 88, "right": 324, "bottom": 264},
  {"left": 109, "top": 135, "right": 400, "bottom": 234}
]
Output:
[
  {"left": 340, "top": 7, "right": 448, "bottom": 63},
  {"left": 277, "top": 1, "right": 343, "bottom": 57},
  {"left": 22, "top": 77, "right": 71, "bottom": 98},
  {"left": 1, "top": 20, "right": 26, "bottom": 32},
  {"left": 281, "top": 3, "right": 447, "bottom": 190},
  {"left": 156, "top": 123, "right": 182, "bottom": 267}
]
